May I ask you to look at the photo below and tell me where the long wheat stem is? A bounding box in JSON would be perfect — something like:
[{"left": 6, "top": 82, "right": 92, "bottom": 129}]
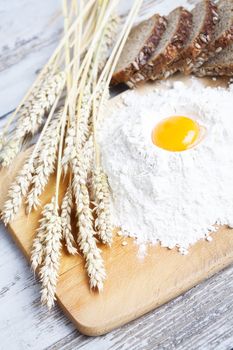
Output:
[
  {"left": 92, "top": 0, "right": 143, "bottom": 104},
  {"left": 63, "top": 0, "right": 72, "bottom": 91}
]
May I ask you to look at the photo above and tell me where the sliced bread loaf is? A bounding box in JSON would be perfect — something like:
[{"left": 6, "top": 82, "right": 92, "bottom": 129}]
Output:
[
  {"left": 128, "top": 7, "right": 193, "bottom": 86},
  {"left": 111, "top": 14, "right": 167, "bottom": 85},
  {"left": 193, "top": 0, "right": 233, "bottom": 71},
  {"left": 195, "top": 42, "right": 233, "bottom": 76},
  {"left": 167, "top": 0, "right": 217, "bottom": 76}
]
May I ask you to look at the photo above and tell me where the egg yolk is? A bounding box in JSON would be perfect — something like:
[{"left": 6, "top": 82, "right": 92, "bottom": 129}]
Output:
[{"left": 152, "top": 116, "right": 200, "bottom": 152}]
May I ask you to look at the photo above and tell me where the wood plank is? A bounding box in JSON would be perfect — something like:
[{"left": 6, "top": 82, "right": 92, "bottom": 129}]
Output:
[
  {"left": 56, "top": 227, "right": 233, "bottom": 336},
  {"left": 0, "top": 222, "right": 75, "bottom": 350},
  {"left": 48, "top": 265, "right": 233, "bottom": 350}
]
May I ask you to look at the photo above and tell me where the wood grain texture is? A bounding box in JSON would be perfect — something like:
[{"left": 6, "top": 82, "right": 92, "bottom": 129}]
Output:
[
  {"left": 1, "top": 0, "right": 233, "bottom": 349},
  {"left": 1, "top": 80, "right": 233, "bottom": 337}
]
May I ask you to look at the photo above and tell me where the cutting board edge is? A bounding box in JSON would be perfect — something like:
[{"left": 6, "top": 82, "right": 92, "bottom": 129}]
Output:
[{"left": 56, "top": 248, "right": 233, "bottom": 336}]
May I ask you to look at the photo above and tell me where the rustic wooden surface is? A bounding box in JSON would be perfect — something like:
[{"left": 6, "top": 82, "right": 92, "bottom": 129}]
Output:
[{"left": 1, "top": 0, "right": 233, "bottom": 349}]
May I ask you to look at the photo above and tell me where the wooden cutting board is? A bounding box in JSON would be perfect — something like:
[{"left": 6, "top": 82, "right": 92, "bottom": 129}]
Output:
[{"left": 1, "top": 78, "right": 233, "bottom": 336}]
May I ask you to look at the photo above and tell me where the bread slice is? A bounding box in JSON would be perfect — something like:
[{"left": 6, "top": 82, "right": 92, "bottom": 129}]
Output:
[
  {"left": 166, "top": 0, "right": 217, "bottom": 76},
  {"left": 111, "top": 14, "right": 167, "bottom": 85},
  {"left": 128, "top": 7, "right": 193, "bottom": 86},
  {"left": 195, "top": 42, "right": 233, "bottom": 77},
  {"left": 193, "top": 0, "right": 233, "bottom": 71}
]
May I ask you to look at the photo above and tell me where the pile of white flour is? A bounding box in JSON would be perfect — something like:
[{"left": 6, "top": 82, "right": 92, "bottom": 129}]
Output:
[{"left": 98, "top": 77, "right": 233, "bottom": 253}]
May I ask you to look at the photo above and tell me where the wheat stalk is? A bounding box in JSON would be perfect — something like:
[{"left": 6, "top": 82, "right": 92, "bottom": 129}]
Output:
[
  {"left": 17, "top": 72, "right": 65, "bottom": 135},
  {"left": 93, "top": 166, "right": 113, "bottom": 245},
  {"left": 62, "top": 118, "right": 76, "bottom": 175},
  {"left": 2, "top": 91, "right": 63, "bottom": 224},
  {"left": 62, "top": 4, "right": 121, "bottom": 290},
  {"left": 63, "top": 0, "right": 72, "bottom": 91},
  {"left": 62, "top": 83, "right": 92, "bottom": 174},
  {"left": 78, "top": 83, "right": 93, "bottom": 146},
  {"left": 97, "top": 14, "right": 121, "bottom": 71},
  {"left": 0, "top": 138, "right": 22, "bottom": 168},
  {"left": 77, "top": 183, "right": 106, "bottom": 291},
  {"left": 92, "top": 0, "right": 143, "bottom": 109},
  {"left": 71, "top": 147, "right": 105, "bottom": 290},
  {"left": 0, "top": 72, "right": 65, "bottom": 167},
  {"left": 1, "top": 154, "right": 35, "bottom": 225},
  {"left": 83, "top": 134, "right": 94, "bottom": 173},
  {"left": 61, "top": 184, "right": 78, "bottom": 255},
  {"left": 0, "top": 0, "right": 146, "bottom": 308},
  {"left": 26, "top": 110, "right": 63, "bottom": 213},
  {"left": 71, "top": 146, "right": 88, "bottom": 210},
  {"left": 31, "top": 214, "right": 48, "bottom": 271},
  {"left": 0, "top": 0, "right": 95, "bottom": 147},
  {"left": 37, "top": 196, "right": 62, "bottom": 309}
]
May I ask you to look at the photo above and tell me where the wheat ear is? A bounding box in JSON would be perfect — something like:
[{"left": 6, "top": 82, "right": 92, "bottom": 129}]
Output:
[
  {"left": 61, "top": 184, "right": 78, "bottom": 255},
  {"left": 78, "top": 83, "right": 93, "bottom": 146},
  {"left": 72, "top": 150, "right": 106, "bottom": 290},
  {"left": 93, "top": 166, "right": 113, "bottom": 245},
  {"left": 37, "top": 196, "right": 62, "bottom": 309},
  {"left": 31, "top": 214, "right": 49, "bottom": 271},
  {"left": 1, "top": 154, "right": 34, "bottom": 225},
  {"left": 62, "top": 117, "right": 76, "bottom": 175},
  {"left": 26, "top": 110, "right": 63, "bottom": 213},
  {"left": 83, "top": 134, "right": 94, "bottom": 173},
  {"left": 97, "top": 14, "right": 121, "bottom": 71},
  {"left": 0, "top": 72, "right": 65, "bottom": 167},
  {"left": 62, "top": 83, "right": 92, "bottom": 174}
]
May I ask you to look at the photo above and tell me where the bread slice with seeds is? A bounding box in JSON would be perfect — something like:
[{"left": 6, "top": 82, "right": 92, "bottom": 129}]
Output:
[
  {"left": 195, "top": 42, "right": 233, "bottom": 77},
  {"left": 128, "top": 7, "right": 193, "bottom": 86},
  {"left": 166, "top": 0, "right": 217, "bottom": 77},
  {"left": 192, "top": 0, "right": 233, "bottom": 71},
  {"left": 111, "top": 14, "right": 167, "bottom": 85}
]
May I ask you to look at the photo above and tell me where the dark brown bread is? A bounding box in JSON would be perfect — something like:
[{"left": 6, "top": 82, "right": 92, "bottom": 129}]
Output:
[
  {"left": 167, "top": 0, "right": 217, "bottom": 76},
  {"left": 111, "top": 14, "right": 167, "bottom": 85},
  {"left": 193, "top": 0, "right": 233, "bottom": 71},
  {"left": 195, "top": 42, "right": 233, "bottom": 77},
  {"left": 128, "top": 7, "right": 193, "bottom": 86}
]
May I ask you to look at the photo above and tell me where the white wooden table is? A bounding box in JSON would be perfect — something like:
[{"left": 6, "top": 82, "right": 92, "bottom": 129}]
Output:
[{"left": 1, "top": 1, "right": 233, "bottom": 349}]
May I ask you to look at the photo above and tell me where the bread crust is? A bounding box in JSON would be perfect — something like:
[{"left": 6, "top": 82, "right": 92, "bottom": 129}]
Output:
[
  {"left": 193, "top": 1, "right": 233, "bottom": 72},
  {"left": 128, "top": 8, "right": 193, "bottom": 86},
  {"left": 111, "top": 1, "right": 233, "bottom": 85},
  {"left": 195, "top": 64, "right": 233, "bottom": 77},
  {"left": 111, "top": 14, "right": 167, "bottom": 85},
  {"left": 172, "top": 0, "right": 218, "bottom": 75}
]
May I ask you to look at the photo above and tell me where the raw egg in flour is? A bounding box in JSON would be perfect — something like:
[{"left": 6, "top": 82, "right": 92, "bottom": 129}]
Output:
[{"left": 152, "top": 116, "right": 203, "bottom": 152}]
